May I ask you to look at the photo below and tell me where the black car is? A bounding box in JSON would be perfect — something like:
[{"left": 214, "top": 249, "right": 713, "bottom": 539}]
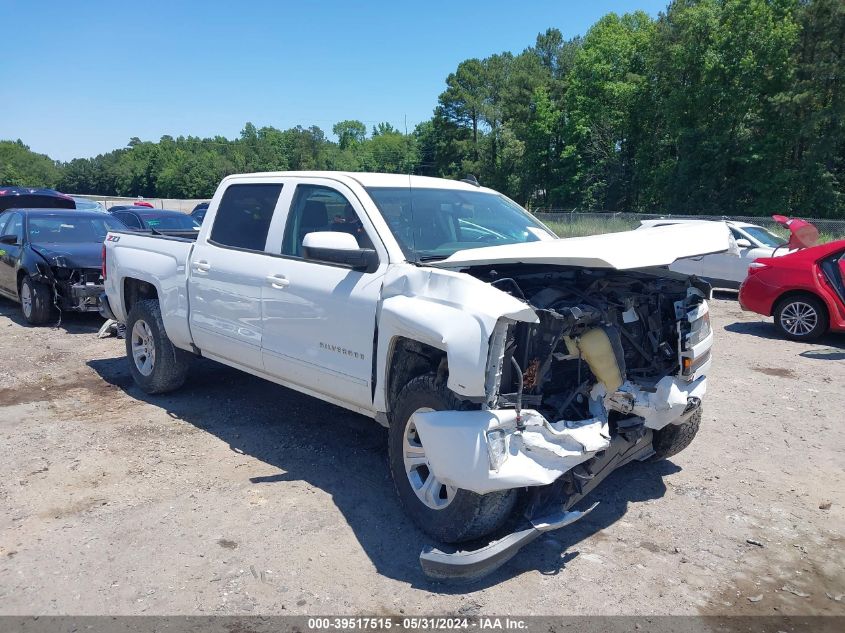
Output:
[
  {"left": 0, "top": 186, "right": 75, "bottom": 212},
  {"left": 190, "top": 202, "right": 209, "bottom": 224},
  {"left": 108, "top": 207, "right": 200, "bottom": 235},
  {"left": 0, "top": 208, "right": 126, "bottom": 324}
]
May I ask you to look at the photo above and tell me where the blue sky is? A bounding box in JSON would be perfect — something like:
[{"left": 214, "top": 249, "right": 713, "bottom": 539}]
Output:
[{"left": 1, "top": 0, "right": 668, "bottom": 161}]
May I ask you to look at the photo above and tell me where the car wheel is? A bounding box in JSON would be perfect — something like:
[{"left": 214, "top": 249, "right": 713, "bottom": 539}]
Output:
[
  {"left": 774, "top": 294, "right": 828, "bottom": 341},
  {"left": 650, "top": 408, "right": 702, "bottom": 461},
  {"left": 388, "top": 373, "right": 517, "bottom": 544},
  {"left": 125, "top": 299, "right": 192, "bottom": 394},
  {"left": 20, "top": 275, "right": 55, "bottom": 325}
]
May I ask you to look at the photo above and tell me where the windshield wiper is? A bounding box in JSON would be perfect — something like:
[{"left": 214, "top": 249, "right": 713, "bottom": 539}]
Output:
[{"left": 416, "top": 254, "right": 449, "bottom": 262}]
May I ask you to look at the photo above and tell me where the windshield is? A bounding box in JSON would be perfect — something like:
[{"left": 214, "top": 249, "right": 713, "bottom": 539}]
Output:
[
  {"left": 742, "top": 226, "right": 784, "bottom": 248},
  {"left": 28, "top": 215, "right": 125, "bottom": 243},
  {"left": 142, "top": 214, "right": 200, "bottom": 231},
  {"left": 365, "top": 187, "right": 553, "bottom": 261}
]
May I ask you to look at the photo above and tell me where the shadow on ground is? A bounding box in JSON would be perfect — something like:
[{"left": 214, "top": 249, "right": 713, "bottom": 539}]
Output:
[
  {"left": 724, "top": 320, "right": 845, "bottom": 351},
  {"left": 0, "top": 296, "right": 104, "bottom": 335},
  {"left": 88, "top": 354, "right": 678, "bottom": 591}
]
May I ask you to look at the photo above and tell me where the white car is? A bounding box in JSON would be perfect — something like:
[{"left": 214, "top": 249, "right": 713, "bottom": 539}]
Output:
[
  {"left": 639, "top": 219, "right": 788, "bottom": 288},
  {"left": 102, "top": 172, "right": 728, "bottom": 580}
]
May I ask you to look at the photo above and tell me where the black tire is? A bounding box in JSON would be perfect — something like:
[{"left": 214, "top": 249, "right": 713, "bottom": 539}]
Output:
[
  {"left": 125, "top": 299, "right": 192, "bottom": 394},
  {"left": 388, "top": 373, "right": 517, "bottom": 544},
  {"left": 773, "top": 294, "right": 828, "bottom": 341},
  {"left": 651, "top": 408, "right": 702, "bottom": 461},
  {"left": 20, "top": 275, "right": 55, "bottom": 325}
]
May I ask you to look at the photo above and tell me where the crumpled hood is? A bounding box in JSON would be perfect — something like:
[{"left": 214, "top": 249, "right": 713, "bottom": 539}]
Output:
[
  {"left": 31, "top": 242, "right": 103, "bottom": 269},
  {"left": 428, "top": 222, "right": 733, "bottom": 270}
]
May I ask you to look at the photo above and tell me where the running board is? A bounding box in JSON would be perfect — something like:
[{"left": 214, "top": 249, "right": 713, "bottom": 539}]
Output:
[{"left": 419, "top": 502, "right": 598, "bottom": 582}]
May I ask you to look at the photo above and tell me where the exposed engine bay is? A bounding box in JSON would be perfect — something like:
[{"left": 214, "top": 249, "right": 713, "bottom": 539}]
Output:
[
  {"left": 31, "top": 251, "right": 104, "bottom": 313},
  {"left": 413, "top": 265, "right": 712, "bottom": 498},
  {"left": 414, "top": 265, "right": 714, "bottom": 580},
  {"left": 476, "top": 265, "right": 709, "bottom": 415}
]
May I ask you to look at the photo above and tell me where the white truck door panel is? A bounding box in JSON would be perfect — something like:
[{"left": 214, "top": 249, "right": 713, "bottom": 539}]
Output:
[
  {"left": 262, "top": 259, "right": 382, "bottom": 407},
  {"left": 188, "top": 182, "right": 285, "bottom": 369},
  {"left": 188, "top": 243, "right": 272, "bottom": 369},
  {"left": 261, "top": 180, "right": 385, "bottom": 409}
]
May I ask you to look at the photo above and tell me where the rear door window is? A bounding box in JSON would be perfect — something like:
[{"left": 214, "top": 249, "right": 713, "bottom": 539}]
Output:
[
  {"left": 210, "top": 184, "right": 283, "bottom": 251},
  {"left": 115, "top": 212, "right": 143, "bottom": 229}
]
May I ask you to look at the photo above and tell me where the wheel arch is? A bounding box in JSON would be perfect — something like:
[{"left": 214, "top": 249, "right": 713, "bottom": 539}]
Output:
[
  {"left": 383, "top": 337, "right": 447, "bottom": 426},
  {"left": 123, "top": 277, "right": 160, "bottom": 315}
]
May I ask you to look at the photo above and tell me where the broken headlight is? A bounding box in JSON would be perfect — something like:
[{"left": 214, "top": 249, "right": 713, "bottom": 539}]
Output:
[
  {"left": 486, "top": 429, "right": 508, "bottom": 471},
  {"left": 686, "top": 310, "right": 711, "bottom": 348}
]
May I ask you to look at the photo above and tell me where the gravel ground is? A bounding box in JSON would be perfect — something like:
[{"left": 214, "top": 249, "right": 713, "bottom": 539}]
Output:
[{"left": 0, "top": 294, "right": 843, "bottom": 616}]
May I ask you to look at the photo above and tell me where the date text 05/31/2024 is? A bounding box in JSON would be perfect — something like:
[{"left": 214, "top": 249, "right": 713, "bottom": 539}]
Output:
[{"left": 306, "top": 617, "right": 529, "bottom": 630}]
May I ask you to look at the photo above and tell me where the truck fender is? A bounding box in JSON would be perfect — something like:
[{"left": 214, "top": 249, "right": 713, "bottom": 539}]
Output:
[
  {"left": 111, "top": 248, "right": 193, "bottom": 352},
  {"left": 373, "top": 265, "right": 538, "bottom": 414}
]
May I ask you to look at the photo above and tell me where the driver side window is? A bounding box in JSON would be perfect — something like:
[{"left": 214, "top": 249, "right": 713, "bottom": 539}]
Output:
[
  {"left": 4, "top": 213, "right": 23, "bottom": 242},
  {"left": 281, "top": 185, "right": 374, "bottom": 258}
]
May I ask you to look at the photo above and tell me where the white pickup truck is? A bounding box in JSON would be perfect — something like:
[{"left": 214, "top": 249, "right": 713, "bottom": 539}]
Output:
[{"left": 102, "top": 172, "right": 726, "bottom": 580}]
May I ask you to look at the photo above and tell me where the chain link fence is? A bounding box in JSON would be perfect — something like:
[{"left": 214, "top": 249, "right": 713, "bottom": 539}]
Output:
[{"left": 531, "top": 210, "right": 845, "bottom": 241}]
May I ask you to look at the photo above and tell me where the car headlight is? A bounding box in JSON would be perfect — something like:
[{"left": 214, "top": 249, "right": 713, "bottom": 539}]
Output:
[
  {"left": 687, "top": 311, "right": 711, "bottom": 348},
  {"left": 487, "top": 429, "right": 508, "bottom": 471}
]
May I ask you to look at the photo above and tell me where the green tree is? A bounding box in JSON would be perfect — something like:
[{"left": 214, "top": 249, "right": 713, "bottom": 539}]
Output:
[
  {"left": 332, "top": 120, "right": 367, "bottom": 150},
  {"left": 0, "top": 140, "right": 61, "bottom": 188}
]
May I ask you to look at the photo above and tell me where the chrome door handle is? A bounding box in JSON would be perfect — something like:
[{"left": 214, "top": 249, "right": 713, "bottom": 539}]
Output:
[
  {"left": 192, "top": 260, "right": 211, "bottom": 272},
  {"left": 266, "top": 274, "right": 290, "bottom": 289}
]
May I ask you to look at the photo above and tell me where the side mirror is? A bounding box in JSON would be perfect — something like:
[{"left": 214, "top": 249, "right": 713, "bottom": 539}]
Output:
[
  {"left": 302, "top": 231, "right": 379, "bottom": 273},
  {"left": 735, "top": 238, "right": 752, "bottom": 248},
  {"left": 0, "top": 234, "right": 18, "bottom": 245}
]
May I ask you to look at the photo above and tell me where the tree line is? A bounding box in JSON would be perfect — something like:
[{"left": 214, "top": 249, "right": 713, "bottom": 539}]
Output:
[{"left": 1, "top": 0, "right": 843, "bottom": 217}]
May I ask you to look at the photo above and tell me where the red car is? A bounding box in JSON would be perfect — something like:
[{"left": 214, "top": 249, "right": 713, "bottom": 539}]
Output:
[{"left": 739, "top": 239, "right": 845, "bottom": 341}]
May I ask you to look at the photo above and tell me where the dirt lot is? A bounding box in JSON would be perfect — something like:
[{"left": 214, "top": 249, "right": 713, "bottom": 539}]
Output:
[{"left": 0, "top": 295, "right": 843, "bottom": 616}]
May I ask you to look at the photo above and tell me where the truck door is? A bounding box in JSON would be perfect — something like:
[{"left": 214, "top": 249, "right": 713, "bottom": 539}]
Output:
[
  {"left": 188, "top": 183, "right": 285, "bottom": 370},
  {"left": 261, "top": 180, "right": 386, "bottom": 411}
]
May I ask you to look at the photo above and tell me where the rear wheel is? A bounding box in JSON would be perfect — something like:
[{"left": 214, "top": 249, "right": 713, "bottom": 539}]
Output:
[
  {"left": 388, "top": 373, "right": 517, "bottom": 544},
  {"left": 20, "top": 275, "right": 55, "bottom": 325},
  {"left": 774, "top": 294, "right": 828, "bottom": 341},
  {"left": 125, "top": 299, "right": 192, "bottom": 394}
]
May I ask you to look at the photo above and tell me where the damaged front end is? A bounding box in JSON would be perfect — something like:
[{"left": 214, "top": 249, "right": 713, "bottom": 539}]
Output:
[
  {"left": 414, "top": 267, "right": 712, "bottom": 580},
  {"left": 32, "top": 254, "right": 104, "bottom": 313}
]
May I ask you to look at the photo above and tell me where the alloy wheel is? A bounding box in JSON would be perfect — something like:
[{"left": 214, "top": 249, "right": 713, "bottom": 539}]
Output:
[
  {"left": 131, "top": 319, "right": 156, "bottom": 376},
  {"left": 403, "top": 408, "right": 456, "bottom": 510},
  {"left": 780, "top": 301, "right": 818, "bottom": 337},
  {"left": 20, "top": 282, "right": 32, "bottom": 319}
]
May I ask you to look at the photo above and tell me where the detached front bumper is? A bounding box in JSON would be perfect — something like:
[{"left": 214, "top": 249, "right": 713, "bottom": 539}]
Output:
[
  {"left": 412, "top": 373, "right": 705, "bottom": 497},
  {"left": 413, "top": 409, "right": 609, "bottom": 495}
]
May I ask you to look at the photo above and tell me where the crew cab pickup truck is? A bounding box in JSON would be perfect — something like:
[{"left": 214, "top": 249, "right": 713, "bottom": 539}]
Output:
[{"left": 102, "top": 172, "right": 727, "bottom": 580}]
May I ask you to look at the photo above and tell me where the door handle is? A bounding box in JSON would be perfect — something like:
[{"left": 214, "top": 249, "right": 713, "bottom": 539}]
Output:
[
  {"left": 192, "top": 260, "right": 211, "bottom": 272},
  {"left": 266, "top": 274, "right": 290, "bottom": 289}
]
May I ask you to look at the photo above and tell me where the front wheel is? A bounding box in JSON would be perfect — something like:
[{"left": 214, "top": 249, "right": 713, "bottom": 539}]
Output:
[
  {"left": 125, "top": 299, "right": 192, "bottom": 394},
  {"left": 774, "top": 294, "right": 828, "bottom": 341},
  {"left": 20, "top": 275, "right": 55, "bottom": 325},
  {"left": 651, "top": 408, "right": 702, "bottom": 461},
  {"left": 388, "top": 373, "right": 517, "bottom": 544}
]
